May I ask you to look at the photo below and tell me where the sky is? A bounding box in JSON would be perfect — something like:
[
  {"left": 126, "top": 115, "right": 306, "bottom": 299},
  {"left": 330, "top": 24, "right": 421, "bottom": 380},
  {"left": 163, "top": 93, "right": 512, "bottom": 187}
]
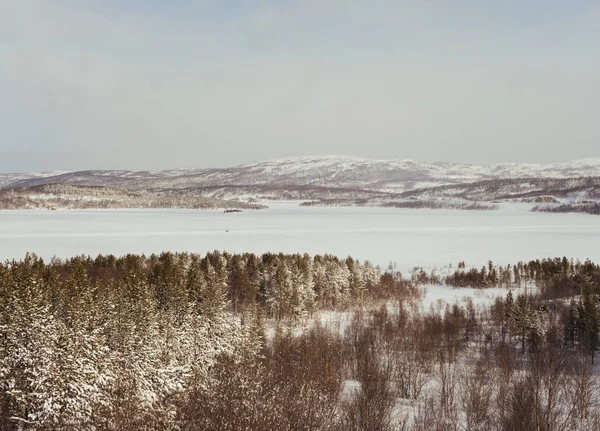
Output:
[{"left": 1, "top": 0, "right": 599, "bottom": 172}]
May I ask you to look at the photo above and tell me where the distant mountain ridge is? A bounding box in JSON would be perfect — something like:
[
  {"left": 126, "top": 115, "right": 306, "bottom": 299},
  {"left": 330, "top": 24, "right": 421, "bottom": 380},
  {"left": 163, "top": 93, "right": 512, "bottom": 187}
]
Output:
[
  {"left": 1, "top": 156, "right": 600, "bottom": 209},
  {"left": 3, "top": 156, "right": 600, "bottom": 193}
]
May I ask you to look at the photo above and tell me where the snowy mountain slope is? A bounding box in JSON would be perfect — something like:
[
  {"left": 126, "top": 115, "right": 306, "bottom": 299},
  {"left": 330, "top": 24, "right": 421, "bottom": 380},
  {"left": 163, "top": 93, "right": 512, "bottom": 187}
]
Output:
[
  {"left": 0, "top": 171, "right": 71, "bottom": 189},
  {"left": 2, "top": 156, "right": 600, "bottom": 206},
  {"left": 395, "top": 177, "right": 600, "bottom": 202},
  {"left": 4, "top": 156, "right": 600, "bottom": 191},
  {"left": 237, "top": 156, "right": 600, "bottom": 190}
]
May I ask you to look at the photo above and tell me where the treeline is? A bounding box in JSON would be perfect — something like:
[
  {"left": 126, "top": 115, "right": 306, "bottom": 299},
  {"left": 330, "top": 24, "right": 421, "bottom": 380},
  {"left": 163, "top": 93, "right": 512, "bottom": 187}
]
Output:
[
  {"left": 398, "top": 176, "right": 600, "bottom": 202},
  {"left": 300, "top": 199, "right": 498, "bottom": 210},
  {"left": 382, "top": 201, "right": 497, "bottom": 211},
  {"left": 532, "top": 202, "right": 600, "bottom": 216},
  {"left": 437, "top": 257, "right": 600, "bottom": 295},
  {"left": 3, "top": 251, "right": 396, "bottom": 316},
  {"left": 0, "top": 185, "right": 265, "bottom": 210}
]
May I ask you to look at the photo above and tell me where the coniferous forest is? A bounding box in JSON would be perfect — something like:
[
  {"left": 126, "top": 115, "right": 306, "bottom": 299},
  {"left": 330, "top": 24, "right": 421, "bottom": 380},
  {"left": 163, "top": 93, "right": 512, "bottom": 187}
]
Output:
[{"left": 2, "top": 252, "right": 600, "bottom": 430}]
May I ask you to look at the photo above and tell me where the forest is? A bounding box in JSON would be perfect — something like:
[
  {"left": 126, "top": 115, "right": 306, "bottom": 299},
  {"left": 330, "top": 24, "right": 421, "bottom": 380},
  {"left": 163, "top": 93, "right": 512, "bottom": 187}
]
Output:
[
  {"left": 0, "top": 184, "right": 265, "bottom": 210},
  {"left": 2, "top": 252, "right": 600, "bottom": 430},
  {"left": 532, "top": 203, "right": 600, "bottom": 216}
]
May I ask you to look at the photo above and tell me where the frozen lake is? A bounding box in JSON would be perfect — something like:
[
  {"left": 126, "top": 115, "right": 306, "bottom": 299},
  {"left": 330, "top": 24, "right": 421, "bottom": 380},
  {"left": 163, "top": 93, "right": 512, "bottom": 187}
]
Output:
[{"left": 1, "top": 202, "right": 599, "bottom": 272}]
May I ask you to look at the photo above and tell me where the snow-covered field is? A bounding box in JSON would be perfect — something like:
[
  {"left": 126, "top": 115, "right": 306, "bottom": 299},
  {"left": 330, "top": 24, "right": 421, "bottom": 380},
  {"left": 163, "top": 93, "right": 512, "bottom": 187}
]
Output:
[{"left": 1, "top": 202, "right": 600, "bottom": 271}]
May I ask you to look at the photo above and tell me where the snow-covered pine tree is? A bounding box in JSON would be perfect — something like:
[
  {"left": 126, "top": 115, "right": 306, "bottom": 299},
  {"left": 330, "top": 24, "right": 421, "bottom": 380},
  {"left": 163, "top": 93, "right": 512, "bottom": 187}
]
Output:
[
  {"left": 0, "top": 261, "right": 60, "bottom": 427},
  {"left": 505, "top": 292, "right": 547, "bottom": 352}
]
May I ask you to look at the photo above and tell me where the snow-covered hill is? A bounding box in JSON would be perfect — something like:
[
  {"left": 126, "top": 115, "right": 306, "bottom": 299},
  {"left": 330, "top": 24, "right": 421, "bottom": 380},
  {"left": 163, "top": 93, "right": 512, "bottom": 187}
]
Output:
[
  {"left": 233, "top": 156, "right": 600, "bottom": 192},
  {"left": 2, "top": 156, "right": 600, "bottom": 207},
  {"left": 0, "top": 171, "right": 71, "bottom": 189},
  {"left": 3, "top": 156, "right": 600, "bottom": 193}
]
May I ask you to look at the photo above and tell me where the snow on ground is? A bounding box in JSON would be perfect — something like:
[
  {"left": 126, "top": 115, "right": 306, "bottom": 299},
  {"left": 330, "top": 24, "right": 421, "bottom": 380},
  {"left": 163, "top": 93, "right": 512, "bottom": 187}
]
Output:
[
  {"left": 1, "top": 202, "right": 600, "bottom": 274},
  {"left": 242, "top": 156, "right": 600, "bottom": 183},
  {"left": 265, "top": 282, "right": 535, "bottom": 341},
  {"left": 420, "top": 284, "right": 535, "bottom": 312},
  {"left": 264, "top": 309, "right": 357, "bottom": 340}
]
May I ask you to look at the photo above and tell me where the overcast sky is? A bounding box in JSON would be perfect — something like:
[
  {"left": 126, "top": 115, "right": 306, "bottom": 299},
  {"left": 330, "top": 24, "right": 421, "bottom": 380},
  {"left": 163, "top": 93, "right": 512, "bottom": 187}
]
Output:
[{"left": 1, "top": 0, "right": 599, "bottom": 172}]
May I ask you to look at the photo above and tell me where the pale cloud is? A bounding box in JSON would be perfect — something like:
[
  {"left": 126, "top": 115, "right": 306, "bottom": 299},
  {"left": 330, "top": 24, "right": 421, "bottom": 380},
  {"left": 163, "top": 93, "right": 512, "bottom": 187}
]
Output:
[{"left": 1, "top": 0, "right": 599, "bottom": 171}]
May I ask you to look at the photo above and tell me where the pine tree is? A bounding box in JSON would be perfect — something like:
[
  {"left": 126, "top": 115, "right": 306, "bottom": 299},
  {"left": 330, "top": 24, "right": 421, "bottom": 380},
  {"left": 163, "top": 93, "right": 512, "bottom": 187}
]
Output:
[
  {"left": 270, "top": 259, "right": 294, "bottom": 320},
  {"left": 505, "top": 292, "right": 546, "bottom": 352},
  {"left": 0, "top": 274, "right": 60, "bottom": 426},
  {"left": 578, "top": 292, "right": 600, "bottom": 363},
  {"left": 564, "top": 298, "right": 579, "bottom": 348}
]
